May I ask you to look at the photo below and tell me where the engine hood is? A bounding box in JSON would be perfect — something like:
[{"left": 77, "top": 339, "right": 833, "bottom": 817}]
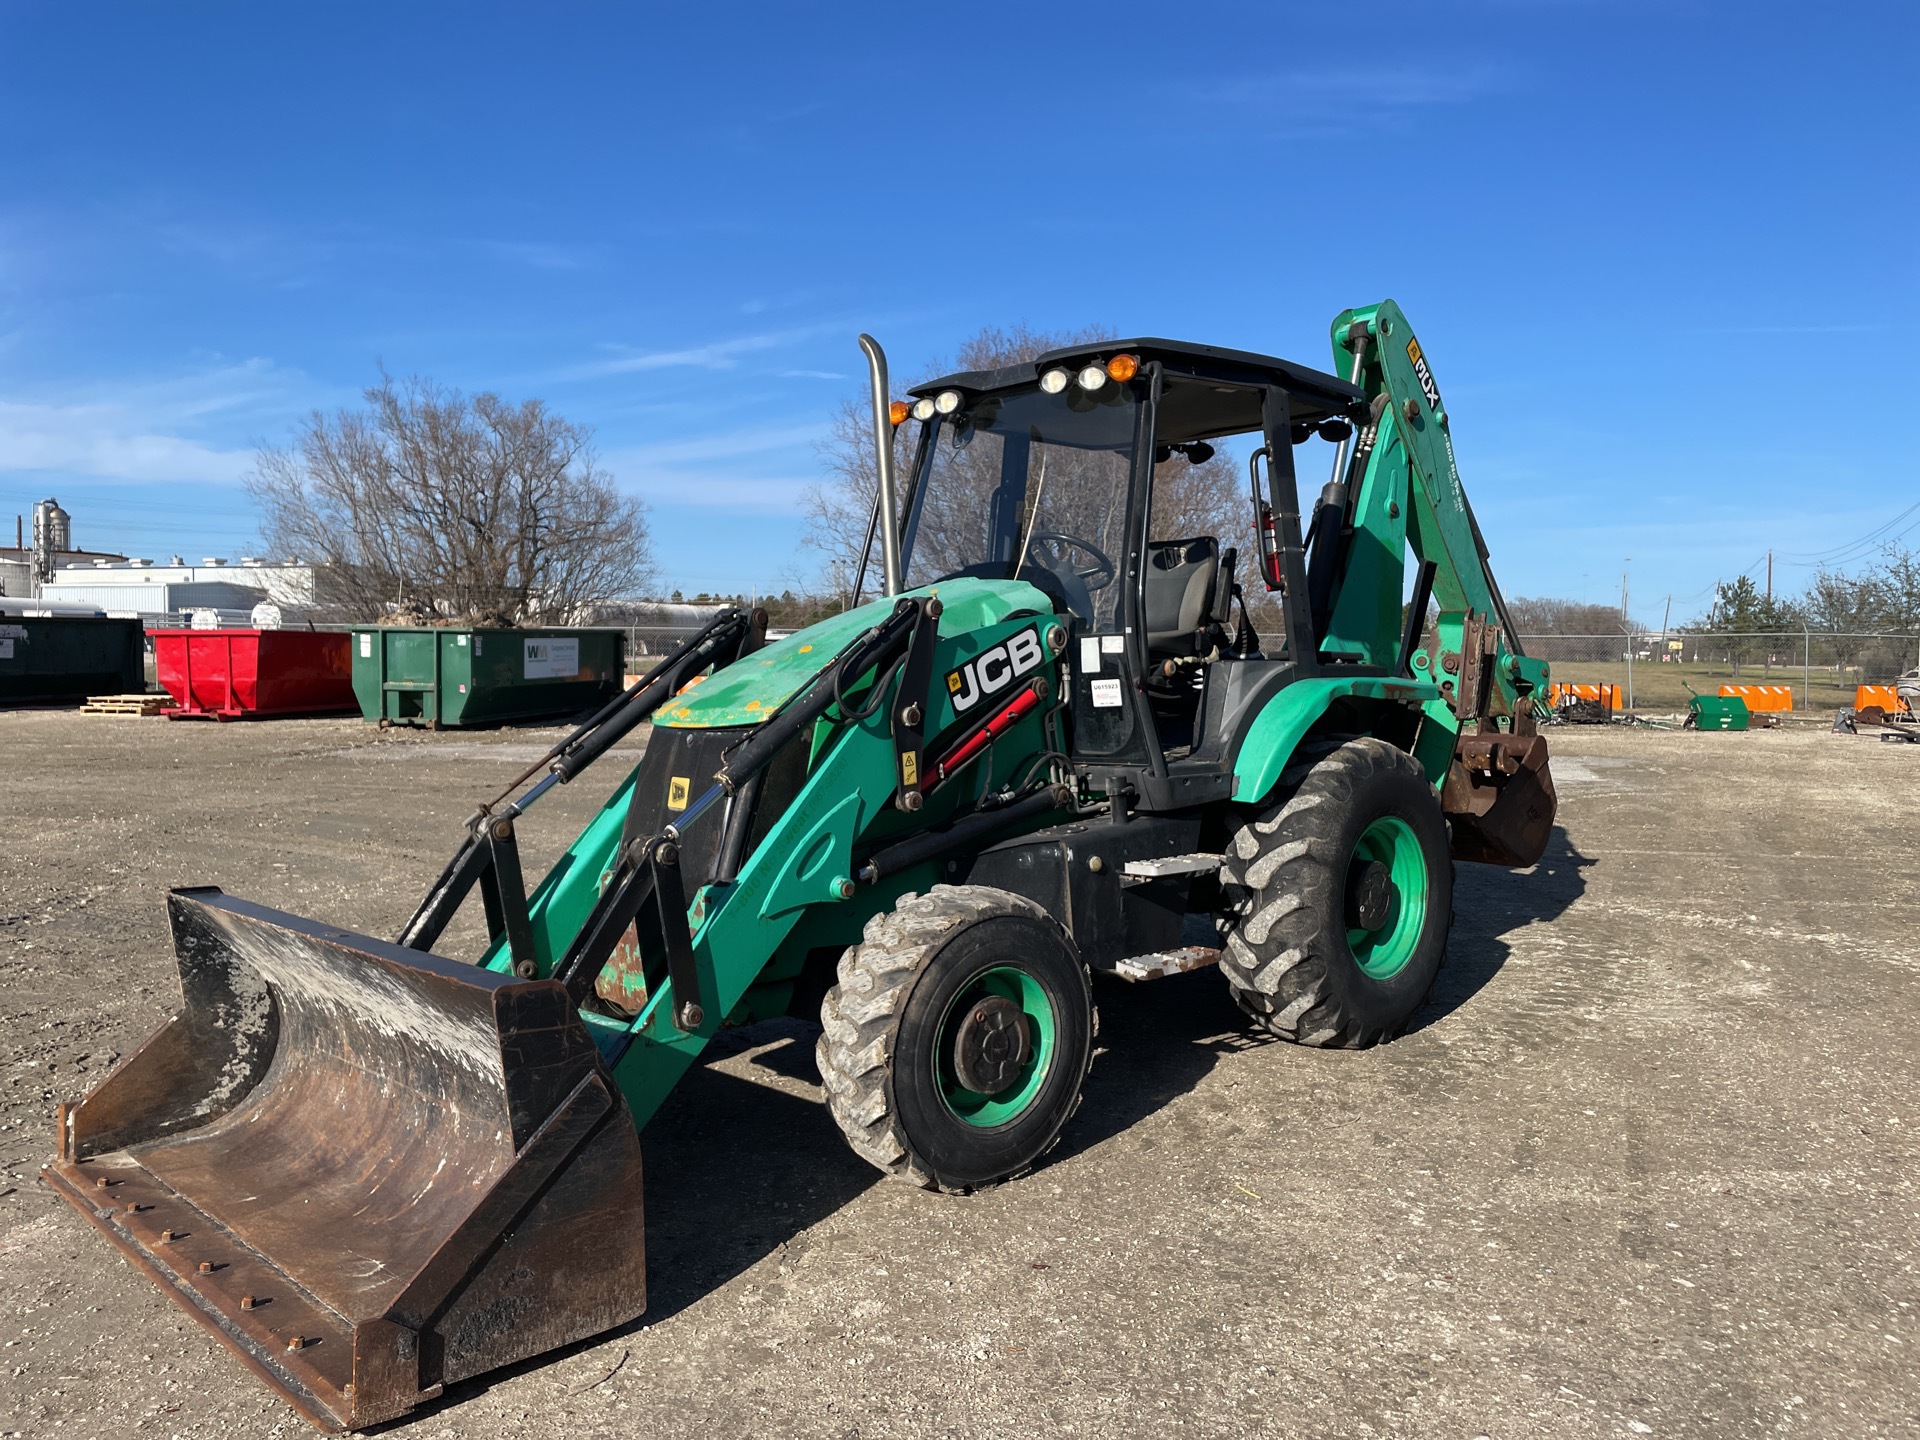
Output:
[{"left": 654, "top": 576, "right": 1055, "bottom": 729}]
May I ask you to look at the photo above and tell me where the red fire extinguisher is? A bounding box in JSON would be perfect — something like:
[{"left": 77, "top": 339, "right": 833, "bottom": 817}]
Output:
[{"left": 1251, "top": 447, "right": 1284, "bottom": 591}]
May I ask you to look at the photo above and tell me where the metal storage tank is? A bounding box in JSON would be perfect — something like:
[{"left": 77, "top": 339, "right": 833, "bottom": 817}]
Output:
[
  {"left": 32, "top": 498, "right": 71, "bottom": 570},
  {"left": 350, "top": 627, "right": 623, "bottom": 727},
  {"left": 0, "top": 615, "right": 144, "bottom": 702}
]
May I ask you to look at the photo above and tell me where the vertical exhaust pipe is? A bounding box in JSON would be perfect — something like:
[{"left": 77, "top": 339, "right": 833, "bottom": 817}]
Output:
[{"left": 858, "top": 334, "right": 902, "bottom": 598}]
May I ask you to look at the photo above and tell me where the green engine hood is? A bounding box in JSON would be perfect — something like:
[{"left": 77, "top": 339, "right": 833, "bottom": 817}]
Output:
[{"left": 656, "top": 577, "right": 1057, "bottom": 729}]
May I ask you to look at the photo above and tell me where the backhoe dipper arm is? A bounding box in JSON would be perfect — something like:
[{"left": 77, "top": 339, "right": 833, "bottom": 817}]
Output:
[
  {"left": 1326, "top": 300, "right": 1544, "bottom": 689},
  {"left": 1324, "top": 299, "right": 1555, "bottom": 867}
]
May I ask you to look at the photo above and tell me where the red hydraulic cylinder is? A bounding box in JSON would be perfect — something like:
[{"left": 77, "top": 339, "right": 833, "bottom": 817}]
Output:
[{"left": 922, "top": 684, "right": 1042, "bottom": 796}]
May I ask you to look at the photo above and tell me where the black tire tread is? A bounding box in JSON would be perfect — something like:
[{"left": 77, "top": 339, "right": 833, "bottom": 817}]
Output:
[
  {"left": 1218, "top": 736, "right": 1445, "bottom": 1048},
  {"left": 814, "top": 883, "right": 1094, "bottom": 1193}
]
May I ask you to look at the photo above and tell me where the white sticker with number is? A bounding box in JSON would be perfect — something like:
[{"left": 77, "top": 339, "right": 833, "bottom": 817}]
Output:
[{"left": 1089, "top": 678, "right": 1124, "bottom": 708}]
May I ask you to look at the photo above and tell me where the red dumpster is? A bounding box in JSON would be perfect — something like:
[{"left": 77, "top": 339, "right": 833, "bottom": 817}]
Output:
[{"left": 150, "top": 629, "right": 355, "bottom": 720}]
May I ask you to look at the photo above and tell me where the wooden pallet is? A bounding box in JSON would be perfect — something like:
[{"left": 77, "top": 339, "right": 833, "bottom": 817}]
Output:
[{"left": 79, "top": 693, "right": 178, "bottom": 716}]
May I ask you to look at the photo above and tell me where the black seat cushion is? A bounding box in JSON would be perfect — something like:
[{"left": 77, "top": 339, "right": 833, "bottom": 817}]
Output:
[{"left": 1145, "top": 536, "right": 1230, "bottom": 655}]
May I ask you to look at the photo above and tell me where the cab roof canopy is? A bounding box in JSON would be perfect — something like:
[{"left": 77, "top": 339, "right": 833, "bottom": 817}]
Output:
[{"left": 909, "top": 338, "right": 1365, "bottom": 445}]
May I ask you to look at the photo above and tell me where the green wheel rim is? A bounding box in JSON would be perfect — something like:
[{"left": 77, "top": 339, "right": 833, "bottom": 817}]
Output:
[
  {"left": 935, "top": 966, "right": 1057, "bottom": 1127},
  {"left": 1345, "top": 815, "right": 1428, "bottom": 979}
]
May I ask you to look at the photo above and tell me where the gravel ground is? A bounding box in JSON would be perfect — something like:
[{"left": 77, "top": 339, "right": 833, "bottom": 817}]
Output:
[{"left": 1, "top": 711, "right": 1916, "bottom": 1438}]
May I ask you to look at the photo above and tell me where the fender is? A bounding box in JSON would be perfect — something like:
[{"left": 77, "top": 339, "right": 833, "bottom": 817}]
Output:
[{"left": 1231, "top": 674, "right": 1456, "bottom": 805}]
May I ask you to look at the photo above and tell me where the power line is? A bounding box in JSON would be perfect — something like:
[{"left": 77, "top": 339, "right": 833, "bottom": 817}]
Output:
[
  {"left": 1780, "top": 510, "right": 1920, "bottom": 571},
  {"left": 1777, "top": 498, "right": 1920, "bottom": 567}
]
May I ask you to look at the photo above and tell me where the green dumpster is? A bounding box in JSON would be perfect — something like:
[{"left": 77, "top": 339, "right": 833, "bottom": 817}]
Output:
[
  {"left": 0, "top": 616, "right": 144, "bottom": 703},
  {"left": 1686, "top": 693, "right": 1751, "bottom": 731},
  {"left": 351, "top": 626, "right": 624, "bottom": 728}
]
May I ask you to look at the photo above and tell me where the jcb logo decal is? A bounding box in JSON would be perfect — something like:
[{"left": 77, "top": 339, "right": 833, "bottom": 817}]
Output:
[
  {"left": 1406, "top": 336, "right": 1441, "bottom": 412},
  {"left": 945, "top": 625, "right": 1045, "bottom": 715}
]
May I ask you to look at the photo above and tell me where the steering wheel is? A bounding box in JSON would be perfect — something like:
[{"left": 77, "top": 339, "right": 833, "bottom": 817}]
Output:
[{"left": 1024, "top": 531, "right": 1116, "bottom": 591}]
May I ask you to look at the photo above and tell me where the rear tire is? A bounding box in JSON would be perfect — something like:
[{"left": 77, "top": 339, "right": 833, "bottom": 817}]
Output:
[
  {"left": 1219, "top": 736, "right": 1451, "bottom": 1047},
  {"left": 816, "top": 885, "right": 1095, "bottom": 1193}
]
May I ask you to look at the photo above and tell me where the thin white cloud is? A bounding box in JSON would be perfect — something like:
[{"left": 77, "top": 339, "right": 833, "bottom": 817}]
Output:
[
  {"left": 0, "top": 400, "right": 255, "bottom": 483},
  {"left": 638, "top": 475, "right": 815, "bottom": 511},
  {"left": 0, "top": 358, "right": 310, "bottom": 485},
  {"left": 561, "top": 323, "right": 844, "bottom": 379},
  {"left": 1172, "top": 62, "right": 1513, "bottom": 138},
  {"left": 1201, "top": 65, "right": 1506, "bottom": 108},
  {"left": 780, "top": 369, "right": 848, "bottom": 380},
  {"left": 1682, "top": 323, "right": 1886, "bottom": 335},
  {"left": 602, "top": 419, "right": 829, "bottom": 512},
  {"left": 605, "top": 422, "right": 827, "bottom": 469},
  {"left": 479, "top": 240, "right": 606, "bottom": 272}
]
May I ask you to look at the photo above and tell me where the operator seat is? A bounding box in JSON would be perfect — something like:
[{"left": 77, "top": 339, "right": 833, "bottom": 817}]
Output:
[{"left": 1144, "top": 536, "right": 1237, "bottom": 659}]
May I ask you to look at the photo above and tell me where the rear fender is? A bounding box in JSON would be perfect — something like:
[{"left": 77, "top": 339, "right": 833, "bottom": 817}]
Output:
[{"left": 1231, "top": 675, "right": 1453, "bottom": 806}]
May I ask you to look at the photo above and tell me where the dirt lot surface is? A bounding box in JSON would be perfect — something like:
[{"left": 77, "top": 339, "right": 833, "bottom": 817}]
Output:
[{"left": 2, "top": 711, "right": 1916, "bottom": 1438}]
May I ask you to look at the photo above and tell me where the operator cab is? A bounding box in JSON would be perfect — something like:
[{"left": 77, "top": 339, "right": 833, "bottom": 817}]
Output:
[{"left": 892, "top": 339, "right": 1369, "bottom": 813}]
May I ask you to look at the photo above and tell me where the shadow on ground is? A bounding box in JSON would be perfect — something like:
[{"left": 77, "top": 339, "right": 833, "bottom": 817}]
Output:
[
  {"left": 408, "top": 1020, "right": 875, "bottom": 1426},
  {"left": 1415, "top": 823, "right": 1593, "bottom": 1031},
  {"left": 417, "top": 830, "right": 1594, "bottom": 1424}
]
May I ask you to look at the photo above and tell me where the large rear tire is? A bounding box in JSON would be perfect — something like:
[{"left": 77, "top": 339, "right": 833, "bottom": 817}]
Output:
[
  {"left": 1219, "top": 736, "right": 1451, "bottom": 1047},
  {"left": 816, "top": 885, "right": 1095, "bottom": 1193}
]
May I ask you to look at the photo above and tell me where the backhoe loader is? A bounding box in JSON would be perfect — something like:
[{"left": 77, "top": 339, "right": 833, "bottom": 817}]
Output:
[{"left": 45, "top": 300, "right": 1555, "bottom": 1430}]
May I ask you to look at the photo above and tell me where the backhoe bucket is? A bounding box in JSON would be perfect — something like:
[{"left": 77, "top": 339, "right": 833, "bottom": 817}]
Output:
[
  {"left": 1441, "top": 731, "right": 1557, "bottom": 867},
  {"left": 42, "top": 888, "right": 646, "bottom": 1433}
]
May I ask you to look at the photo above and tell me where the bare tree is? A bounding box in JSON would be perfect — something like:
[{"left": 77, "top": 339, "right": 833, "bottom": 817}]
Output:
[{"left": 248, "top": 374, "right": 653, "bottom": 623}]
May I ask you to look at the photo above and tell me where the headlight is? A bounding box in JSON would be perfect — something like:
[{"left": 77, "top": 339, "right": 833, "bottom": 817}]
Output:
[
  {"left": 911, "top": 397, "right": 937, "bottom": 421},
  {"left": 935, "top": 390, "right": 962, "bottom": 415},
  {"left": 1040, "top": 368, "right": 1070, "bottom": 394},
  {"left": 1077, "top": 365, "right": 1107, "bottom": 392}
]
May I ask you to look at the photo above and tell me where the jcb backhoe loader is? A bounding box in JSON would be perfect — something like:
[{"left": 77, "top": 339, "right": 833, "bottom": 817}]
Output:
[{"left": 46, "top": 300, "right": 1555, "bottom": 1430}]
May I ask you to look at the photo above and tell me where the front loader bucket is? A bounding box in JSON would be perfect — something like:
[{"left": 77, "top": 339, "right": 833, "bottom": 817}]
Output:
[{"left": 42, "top": 888, "right": 646, "bottom": 1432}]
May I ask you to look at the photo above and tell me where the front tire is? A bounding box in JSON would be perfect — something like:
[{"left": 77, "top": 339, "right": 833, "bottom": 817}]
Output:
[
  {"left": 816, "top": 885, "right": 1095, "bottom": 1193},
  {"left": 1219, "top": 737, "right": 1451, "bottom": 1047}
]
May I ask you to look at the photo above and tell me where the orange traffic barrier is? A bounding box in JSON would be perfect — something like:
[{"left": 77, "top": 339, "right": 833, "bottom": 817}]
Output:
[
  {"left": 1718, "top": 684, "right": 1793, "bottom": 712},
  {"left": 1549, "top": 682, "right": 1618, "bottom": 708},
  {"left": 1855, "top": 684, "right": 1906, "bottom": 713}
]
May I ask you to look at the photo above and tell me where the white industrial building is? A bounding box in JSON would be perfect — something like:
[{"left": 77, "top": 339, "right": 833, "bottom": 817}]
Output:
[{"left": 38, "top": 556, "right": 320, "bottom": 622}]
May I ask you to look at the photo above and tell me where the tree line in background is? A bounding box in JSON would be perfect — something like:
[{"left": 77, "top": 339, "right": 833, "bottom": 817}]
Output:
[{"left": 244, "top": 342, "right": 1912, "bottom": 683}]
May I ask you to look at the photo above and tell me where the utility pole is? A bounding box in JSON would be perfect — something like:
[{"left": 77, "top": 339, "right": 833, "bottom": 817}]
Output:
[
  {"left": 1766, "top": 549, "right": 1773, "bottom": 601},
  {"left": 1803, "top": 622, "right": 1811, "bottom": 712},
  {"left": 1622, "top": 560, "right": 1632, "bottom": 712}
]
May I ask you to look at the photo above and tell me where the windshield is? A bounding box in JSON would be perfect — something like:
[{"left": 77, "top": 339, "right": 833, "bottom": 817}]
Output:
[{"left": 899, "top": 383, "right": 1139, "bottom": 626}]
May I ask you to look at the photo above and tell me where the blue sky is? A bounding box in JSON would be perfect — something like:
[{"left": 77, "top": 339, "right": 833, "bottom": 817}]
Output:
[{"left": 0, "top": 1, "right": 1912, "bottom": 619}]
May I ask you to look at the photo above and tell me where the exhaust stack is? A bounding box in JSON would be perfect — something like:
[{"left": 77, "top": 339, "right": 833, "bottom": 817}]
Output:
[{"left": 858, "top": 333, "right": 903, "bottom": 598}]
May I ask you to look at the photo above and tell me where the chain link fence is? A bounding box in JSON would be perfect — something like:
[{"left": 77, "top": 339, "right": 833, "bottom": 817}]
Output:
[
  {"left": 1518, "top": 632, "right": 1920, "bottom": 713},
  {"left": 611, "top": 621, "right": 1920, "bottom": 714}
]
